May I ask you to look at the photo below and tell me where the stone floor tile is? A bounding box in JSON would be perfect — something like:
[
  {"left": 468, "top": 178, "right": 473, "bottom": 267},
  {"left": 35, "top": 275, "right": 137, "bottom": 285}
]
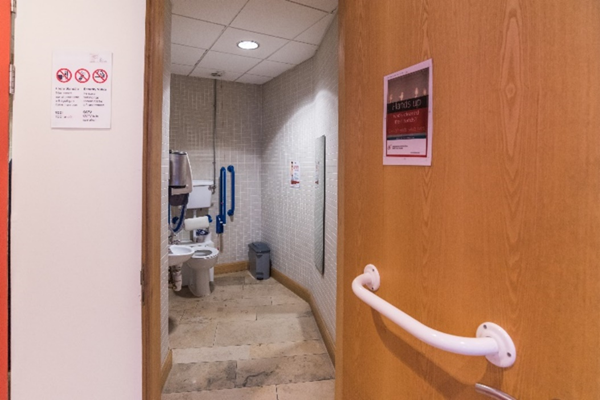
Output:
[
  {"left": 244, "top": 275, "right": 279, "bottom": 285},
  {"left": 235, "top": 354, "right": 334, "bottom": 388},
  {"left": 276, "top": 380, "right": 335, "bottom": 400},
  {"left": 162, "top": 385, "right": 277, "bottom": 400},
  {"left": 169, "top": 322, "right": 217, "bottom": 349},
  {"left": 242, "top": 284, "right": 291, "bottom": 299},
  {"left": 198, "top": 284, "right": 245, "bottom": 303},
  {"left": 169, "top": 309, "right": 185, "bottom": 324},
  {"left": 174, "top": 345, "right": 250, "bottom": 364},
  {"left": 169, "top": 297, "right": 201, "bottom": 311},
  {"left": 243, "top": 284, "right": 305, "bottom": 305},
  {"left": 249, "top": 340, "right": 326, "bottom": 359},
  {"left": 256, "top": 303, "right": 312, "bottom": 320},
  {"left": 165, "top": 272, "right": 335, "bottom": 397},
  {"left": 215, "top": 317, "right": 320, "bottom": 347},
  {"left": 214, "top": 274, "right": 246, "bottom": 286},
  {"left": 208, "top": 296, "right": 272, "bottom": 307},
  {"left": 270, "top": 291, "right": 306, "bottom": 305},
  {"left": 181, "top": 303, "right": 257, "bottom": 324},
  {"left": 163, "top": 361, "right": 236, "bottom": 393}
]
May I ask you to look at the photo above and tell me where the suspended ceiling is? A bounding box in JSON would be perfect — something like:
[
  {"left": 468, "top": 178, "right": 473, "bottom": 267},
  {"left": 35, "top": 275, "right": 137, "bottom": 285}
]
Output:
[{"left": 171, "top": 0, "right": 338, "bottom": 85}]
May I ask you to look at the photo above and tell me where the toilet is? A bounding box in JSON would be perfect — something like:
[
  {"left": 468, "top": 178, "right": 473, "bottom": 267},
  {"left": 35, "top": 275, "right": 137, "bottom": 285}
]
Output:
[
  {"left": 185, "top": 241, "right": 219, "bottom": 297},
  {"left": 183, "top": 180, "right": 220, "bottom": 297}
]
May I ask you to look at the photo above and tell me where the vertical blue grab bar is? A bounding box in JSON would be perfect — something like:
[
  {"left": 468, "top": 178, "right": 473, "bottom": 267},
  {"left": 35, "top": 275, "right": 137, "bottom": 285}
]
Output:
[
  {"left": 217, "top": 167, "right": 226, "bottom": 234},
  {"left": 227, "top": 165, "right": 235, "bottom": 217}
]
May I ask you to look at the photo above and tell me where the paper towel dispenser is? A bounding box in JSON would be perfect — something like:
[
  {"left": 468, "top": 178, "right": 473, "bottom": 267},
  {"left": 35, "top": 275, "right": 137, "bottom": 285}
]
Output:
[{"left": 169, "top": 150, "right": 192, "bottom": 206}]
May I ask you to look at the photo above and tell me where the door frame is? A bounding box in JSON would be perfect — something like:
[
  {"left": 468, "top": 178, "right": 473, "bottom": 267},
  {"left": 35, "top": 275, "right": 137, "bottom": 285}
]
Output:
[{"left": 142, "top": 0, "right": 164, "bottom": 398}]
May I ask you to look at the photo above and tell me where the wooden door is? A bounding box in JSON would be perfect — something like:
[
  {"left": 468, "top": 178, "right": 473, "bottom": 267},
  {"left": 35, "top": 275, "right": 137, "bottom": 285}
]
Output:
[
  {"left": 337, "top": 1, "right": 600, "bottom": 399},
  {"left": 0, "top": 1, "right": 10, "bottom": 399}
]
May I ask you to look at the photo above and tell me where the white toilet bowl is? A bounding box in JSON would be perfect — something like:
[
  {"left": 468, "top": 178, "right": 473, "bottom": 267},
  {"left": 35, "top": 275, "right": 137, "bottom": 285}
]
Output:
[{"left": 185, "top": 244, "right": 219, "bottom": 297}]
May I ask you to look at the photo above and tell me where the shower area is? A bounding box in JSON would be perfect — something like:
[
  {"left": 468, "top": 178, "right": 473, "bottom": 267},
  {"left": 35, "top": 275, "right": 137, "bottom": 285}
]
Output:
[{"left": 160, "top": 0, "right": 340, "bottom": 397}]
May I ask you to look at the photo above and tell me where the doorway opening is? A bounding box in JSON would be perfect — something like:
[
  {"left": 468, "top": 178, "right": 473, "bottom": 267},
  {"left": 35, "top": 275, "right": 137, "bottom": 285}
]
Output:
[{"left": 144, "top": 0, "right": 340, "bottom": 398}]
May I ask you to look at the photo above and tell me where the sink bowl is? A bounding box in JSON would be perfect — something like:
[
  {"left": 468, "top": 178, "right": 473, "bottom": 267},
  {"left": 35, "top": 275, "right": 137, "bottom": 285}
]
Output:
[{"left": 168, "top": 245, "right": 194, "bottom": 267}]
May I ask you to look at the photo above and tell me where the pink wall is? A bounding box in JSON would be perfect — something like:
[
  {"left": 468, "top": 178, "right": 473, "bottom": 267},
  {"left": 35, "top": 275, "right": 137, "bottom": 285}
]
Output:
[{"left": 10, "top": 1, "right": 146, "bottom": 399}]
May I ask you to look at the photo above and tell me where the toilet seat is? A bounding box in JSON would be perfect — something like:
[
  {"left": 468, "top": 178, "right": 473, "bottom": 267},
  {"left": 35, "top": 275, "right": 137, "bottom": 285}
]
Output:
[{"left": 191, "top": 247, "right": 219, "bottom": 260}]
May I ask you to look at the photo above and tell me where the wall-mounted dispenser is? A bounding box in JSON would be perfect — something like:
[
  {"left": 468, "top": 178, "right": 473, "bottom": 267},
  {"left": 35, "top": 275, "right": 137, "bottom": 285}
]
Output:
[{"left": 169, "top": 150, "right": 192, "bottom": 205}]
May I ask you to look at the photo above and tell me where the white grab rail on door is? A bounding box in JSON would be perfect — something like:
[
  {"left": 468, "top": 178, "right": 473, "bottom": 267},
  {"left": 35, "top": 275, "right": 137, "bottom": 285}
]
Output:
[{"left": 352, "top": 265, "right": 516, "bottom": 368}]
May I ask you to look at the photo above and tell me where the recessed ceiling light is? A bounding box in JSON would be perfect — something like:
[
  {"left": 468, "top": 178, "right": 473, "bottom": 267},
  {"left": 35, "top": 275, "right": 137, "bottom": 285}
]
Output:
[{"left": 237, "top": 40, "right": 259, "bottom": 50}]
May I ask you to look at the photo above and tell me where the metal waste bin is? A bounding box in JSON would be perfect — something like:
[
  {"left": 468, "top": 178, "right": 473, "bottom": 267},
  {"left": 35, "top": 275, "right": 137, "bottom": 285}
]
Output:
[{"left": 248, "top": 242, "right": 271, "bottom": 280}]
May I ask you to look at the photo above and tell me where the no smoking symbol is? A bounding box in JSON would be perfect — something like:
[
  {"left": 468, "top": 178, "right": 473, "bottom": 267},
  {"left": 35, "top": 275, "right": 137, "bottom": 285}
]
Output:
[
  {"left": 75, "top": 68, "right": 90, "bottom": 83},
  {"left": 93, "top": 69, "right": 108, "bottom": 84},
  {"left": 56, "top": 68, "right": 72, "bottom": 83}
]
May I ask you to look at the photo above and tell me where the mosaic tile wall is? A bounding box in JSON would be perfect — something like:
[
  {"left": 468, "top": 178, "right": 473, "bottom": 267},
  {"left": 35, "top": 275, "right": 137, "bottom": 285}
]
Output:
[
  {"left": 311, "top": 18, "right": 339, "bottom": 341},
  {"left": 160, "top": 0, "right": 172, "bottom": 364},
  {"left": 261, "top": 18, "right": 338, "bottom": 340},
  {"left": 169, "top": 77, "right": 263, "bottom": 265}
]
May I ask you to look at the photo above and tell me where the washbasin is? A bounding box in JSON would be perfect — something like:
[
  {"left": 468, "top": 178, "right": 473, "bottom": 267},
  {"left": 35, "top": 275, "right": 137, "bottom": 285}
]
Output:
[{"left": 168, "top": 245, "right": 194, "bottom": 266}]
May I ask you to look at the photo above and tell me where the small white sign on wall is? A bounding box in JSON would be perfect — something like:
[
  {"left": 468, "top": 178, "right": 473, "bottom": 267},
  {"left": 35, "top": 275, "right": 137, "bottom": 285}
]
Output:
[
  {"left": 290, "top": 161, "right": 300, "bottom": 188},
  {"left": 51, "top": 51, "right": 113, "bottom": 129}
]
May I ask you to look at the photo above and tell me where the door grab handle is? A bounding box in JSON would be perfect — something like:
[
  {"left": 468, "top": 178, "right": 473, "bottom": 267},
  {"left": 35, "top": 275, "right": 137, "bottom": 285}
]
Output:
[
  {"left": 475, "top": 383, "right": 517, "bottom": 400},
  {"left": 352, "top": 265, "right": 516, "bottom": 368}
]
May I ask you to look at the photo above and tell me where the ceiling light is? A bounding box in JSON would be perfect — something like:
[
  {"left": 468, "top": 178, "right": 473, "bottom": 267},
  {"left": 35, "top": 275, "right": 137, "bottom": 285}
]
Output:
[{"left": 237, "top": 40, "right": 259, "bottom": 50}]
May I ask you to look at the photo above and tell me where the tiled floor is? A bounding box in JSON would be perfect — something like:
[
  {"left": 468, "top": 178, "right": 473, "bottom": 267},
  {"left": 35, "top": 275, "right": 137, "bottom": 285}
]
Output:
[{"left": 163, "top": 271, "right": 335, "bottom": 400}]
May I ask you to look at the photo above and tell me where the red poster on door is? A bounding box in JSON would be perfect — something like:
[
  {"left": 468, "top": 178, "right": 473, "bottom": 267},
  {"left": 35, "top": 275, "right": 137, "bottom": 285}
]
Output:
[{"left": 383, "top": 59, "right": 433, "bottom": 166}]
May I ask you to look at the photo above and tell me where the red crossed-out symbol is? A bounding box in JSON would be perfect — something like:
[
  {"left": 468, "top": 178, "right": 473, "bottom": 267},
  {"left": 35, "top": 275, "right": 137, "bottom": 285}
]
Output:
[
  {"left": 93, "top": 69, "right": 108, "bottom": 84},
  {"left": 56, "top": 68, "right": 72, "bottom": 83},
  {"left": 75, "top": 68, "right": 90, "bottom": 83}
]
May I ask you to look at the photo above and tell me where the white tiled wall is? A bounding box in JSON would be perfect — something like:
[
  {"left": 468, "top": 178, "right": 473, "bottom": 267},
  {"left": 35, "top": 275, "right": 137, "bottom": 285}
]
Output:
[
  {"left": 170, "top": 77, "right": 263, "bottom": 265},
  {"left": 311, "top": 18, "right": 338, "bottom": 340},
  {"left": 261, "top": 18, "right": 338, "bottom": 340},
  {"left": 160, "top": 0, "right": 172, "bottom": 364},
  {"left": 261, "top": 58, "right": 316, "bottom": 290}
]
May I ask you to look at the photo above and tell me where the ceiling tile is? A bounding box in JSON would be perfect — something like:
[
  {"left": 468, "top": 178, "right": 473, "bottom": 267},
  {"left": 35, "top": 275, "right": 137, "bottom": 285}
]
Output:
[
  {"left": 211, "top": 28, "right": 289, "bottom": 59},
  {"left": 268, "top": 41, "right": 318, "bottom": 64},
  {"left": 171, "top": 44, "right": 206, "bottom": 66},
  {"left": 197, "top": 51, "right": 262, "bottom": 74},
  {"left": 294, "top": 13, "right": 334, "bottom": 45},
  {"left": 189, "top": 66, "right": 243, "bottom": 82},
  {"left": 171, "top": 64, "right": 194, "bottom": 76},
  {"left": 288, "top": 0, "right": 338, "bottom": 13},
  {"left": 236, "top": 74, "right": 273, "bottom": 85},
  {"left": 247, "top": 60, "right": 295, "bottom": 77},
  {"left": 172, "top": 15, "right": 224, "bottom": 49},
  {"left": 231, "top": 0, "right": 326, "bottom": 39},
  {"left": 172, "top": 0, "right": 248, "bottom": 25}
]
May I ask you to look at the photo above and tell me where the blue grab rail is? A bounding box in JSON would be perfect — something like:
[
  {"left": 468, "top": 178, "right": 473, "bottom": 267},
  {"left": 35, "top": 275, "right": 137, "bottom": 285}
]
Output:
[
  {"left": 227, "top": 165, "right": 235, "bottom": 217},
  {"left": 217, "top": 167, "right": 227, "bottom": 234}
]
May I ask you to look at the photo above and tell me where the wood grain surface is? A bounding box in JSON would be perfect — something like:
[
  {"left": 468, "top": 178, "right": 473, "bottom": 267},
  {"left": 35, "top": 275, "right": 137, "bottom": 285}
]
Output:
[
  {"left": 142, "top": 0, "right": 164, "bottom": 398},
  {"left": 337, "top": 0, "right": 600, "bottom": 398}
]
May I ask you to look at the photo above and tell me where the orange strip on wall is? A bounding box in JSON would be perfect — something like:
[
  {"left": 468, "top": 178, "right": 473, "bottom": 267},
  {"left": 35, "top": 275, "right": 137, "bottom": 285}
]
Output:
[{"left": 0, "top": 1, "right": 10, "bottom": 399}]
